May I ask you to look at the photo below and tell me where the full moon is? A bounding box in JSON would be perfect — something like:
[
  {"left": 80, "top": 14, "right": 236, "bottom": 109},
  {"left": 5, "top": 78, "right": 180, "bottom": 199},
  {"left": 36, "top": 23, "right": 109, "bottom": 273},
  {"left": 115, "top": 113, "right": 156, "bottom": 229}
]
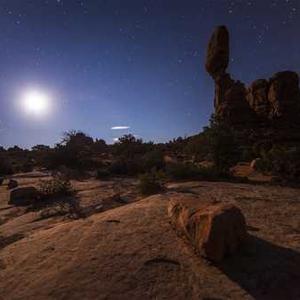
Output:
[{"left": 21, "top": 90, "right": 51, "bottom": 117}]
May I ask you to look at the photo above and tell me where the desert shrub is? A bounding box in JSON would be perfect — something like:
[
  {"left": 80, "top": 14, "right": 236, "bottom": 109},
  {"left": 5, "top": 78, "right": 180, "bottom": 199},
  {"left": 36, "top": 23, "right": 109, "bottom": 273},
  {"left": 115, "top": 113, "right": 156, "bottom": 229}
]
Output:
[
  {"left": 52, "top": 165, "right": 89, "bottom": 180},
  {"left": 96, "top": 169, "right": 111, "bottom": 180},
  {"left": 20, "top": 160, "right": 34, "bottom": 173},
  {"left": 184, "top": 116, "right": 239, "bottom": 172},
  {"left": 240, "top": 147, "right": 255, "bottom": 162},
  {"left": 112, "top": 134, "right": 155, "bottom": 158},
  {"left": 108, "top": 159, "right": 127, "bottom": 175},
  {"left": 138, "top": 171, "right": 164, "bottom": 195},
  {"left": 142, "top": 150, "right": 165, "bottom": 172},
  {"left": 0, "top": 159, "right": 14, "bottom": 176},
  {"left": 108, "top": 158, "right": 142, "bottom": 176},
  {"left": 166, "top": 162, "right": 200, "bottom": 180},
  {"left": 43, "top": 131, "right": 96, "bottom": 171},
  {"left": 31, "top": 176, "right": 83, "bottom": 218},
  {"left": 166, "top": 162, "right": 229, "bottom": 181},
  {"left": 256, "top": 146, "right": 300, "bottom": 182},
  {"left": 38, "top": 176, "right": 75, "bottom": 200}
]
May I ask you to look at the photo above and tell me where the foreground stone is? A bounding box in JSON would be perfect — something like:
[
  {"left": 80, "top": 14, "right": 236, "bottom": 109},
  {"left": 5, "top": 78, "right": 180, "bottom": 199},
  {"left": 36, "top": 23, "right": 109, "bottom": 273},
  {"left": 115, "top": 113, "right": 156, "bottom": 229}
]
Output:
[
  {"left": 168, "top": 199, "right": 248, "bottom": 262},
  {"left": 9, "top": 187, "right": 40, "bottom": 206}
]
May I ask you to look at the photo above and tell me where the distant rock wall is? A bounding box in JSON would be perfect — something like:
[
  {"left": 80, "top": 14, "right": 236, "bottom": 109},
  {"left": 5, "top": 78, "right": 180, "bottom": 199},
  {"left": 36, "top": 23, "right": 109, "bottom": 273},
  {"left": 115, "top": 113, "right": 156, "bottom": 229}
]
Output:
[{"left": 205, "top": 26, "right": 300, "bottom": 145}]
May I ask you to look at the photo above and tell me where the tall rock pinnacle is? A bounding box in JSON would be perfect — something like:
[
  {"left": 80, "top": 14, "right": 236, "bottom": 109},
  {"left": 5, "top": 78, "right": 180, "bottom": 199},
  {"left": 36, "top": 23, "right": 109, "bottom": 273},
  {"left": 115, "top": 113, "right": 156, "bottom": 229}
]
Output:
[{"left": 205, "top": 25, "right": 229, "bottom": 78}]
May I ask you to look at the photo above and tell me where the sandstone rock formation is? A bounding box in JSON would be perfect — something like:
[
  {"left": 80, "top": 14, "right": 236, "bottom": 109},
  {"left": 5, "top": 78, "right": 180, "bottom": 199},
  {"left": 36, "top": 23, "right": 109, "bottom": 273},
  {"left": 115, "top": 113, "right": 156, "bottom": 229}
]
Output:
[
  {"left": 168, "top": 198, "right": 248, "bottom": 262},
  {"left": 205, "top": 26, "right": 256, "bottom": 128},
  {"left": 206, "top": 26, "right": 300, "bottom": 144},
  {"left": 205, "top": 25, "right": 229, "bottom": 79}
]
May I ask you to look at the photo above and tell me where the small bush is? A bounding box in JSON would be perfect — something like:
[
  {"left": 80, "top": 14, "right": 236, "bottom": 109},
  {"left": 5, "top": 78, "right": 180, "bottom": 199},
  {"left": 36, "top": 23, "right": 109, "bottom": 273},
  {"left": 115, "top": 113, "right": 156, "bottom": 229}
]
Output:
[
  {"left": 0, "top": 159, "right": 14, "bottom": 176},
  {"left": 256, "top": 146, "right": 300, "bottom": 183},
  {"left": 34, "top": 176, "right": 82, "bottom": 218},
  {"left": 166, "top": 162, "right": 229, "bottom": 181},
  {"left": 108, "top": 158, "right": 142, "bottom": 176},
  {"left": 20, "top": 161, "right": 34, "bottom": 173},
  {"left": 138, "top": 172, "right": 164, "bottom": 195},
  {"left": 96, "top": 169, "right": 111, "bottom": 180},
  {"left": 38, "top": 176, "right": 75, "bottom": 200},
  {"left": 166, "top": 163, "right": 200, "bottom": 180},
  {"left": 142, "top": 150, "right": 165, "bottom": 172}
]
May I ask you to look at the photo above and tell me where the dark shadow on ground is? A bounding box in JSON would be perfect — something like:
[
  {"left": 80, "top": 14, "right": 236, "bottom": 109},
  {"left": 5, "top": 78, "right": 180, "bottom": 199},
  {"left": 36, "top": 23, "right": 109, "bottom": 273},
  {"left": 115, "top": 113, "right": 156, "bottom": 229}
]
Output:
[{"left": 218, "top": 235, "right": 300, "bottom": 300}]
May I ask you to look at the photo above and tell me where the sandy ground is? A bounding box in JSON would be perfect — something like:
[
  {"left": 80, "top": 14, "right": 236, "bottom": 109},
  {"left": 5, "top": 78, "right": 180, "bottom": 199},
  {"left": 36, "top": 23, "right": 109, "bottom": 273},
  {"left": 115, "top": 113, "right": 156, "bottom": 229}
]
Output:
[{"left": 0, "top": 172, "right": 300, "bottom": 299}]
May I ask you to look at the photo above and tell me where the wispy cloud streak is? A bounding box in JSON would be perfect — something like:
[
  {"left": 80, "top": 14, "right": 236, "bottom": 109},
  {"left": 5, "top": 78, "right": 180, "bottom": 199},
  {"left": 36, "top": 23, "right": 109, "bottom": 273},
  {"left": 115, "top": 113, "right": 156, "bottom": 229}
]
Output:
[{"left": 111, "top": 126, "right": 130, "bottom": 130}]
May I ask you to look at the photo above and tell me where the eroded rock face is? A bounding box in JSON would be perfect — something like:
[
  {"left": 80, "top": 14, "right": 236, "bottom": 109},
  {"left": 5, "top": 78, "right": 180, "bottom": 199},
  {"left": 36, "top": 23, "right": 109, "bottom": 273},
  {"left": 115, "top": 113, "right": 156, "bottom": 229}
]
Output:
[
  {"left": 247, "top": 79, "right": 270, "bottom": 118},
  {"left": 205, "top": 26, "right": 229, "bottom": 78},
  {"left": 206, "top": 26, "right": 300, "bottom": 144},
  {"left": 268, "top": 71, "right": 300, "bottom": 119},
  {"left": 168, "top": 199, "right": 248, "bottom": 262},
  {"left": 215, "top": 75, "right": 256, "bottom": 126},
  {"left": 9, "top": 187, "right": 40, "bottom": 206}
]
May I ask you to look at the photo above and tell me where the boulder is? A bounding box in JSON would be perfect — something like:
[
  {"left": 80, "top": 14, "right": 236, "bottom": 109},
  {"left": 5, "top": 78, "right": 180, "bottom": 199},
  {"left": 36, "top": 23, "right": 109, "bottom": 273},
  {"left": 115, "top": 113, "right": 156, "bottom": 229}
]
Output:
[
  {"left": 7, "top": 179, "right": 18, "bottom": 190},
  {"left": 168, "top": 199, "right": 248, "bottom": 262},
  {"left": 9, "top": 187, "right": 40, "bottom": 206},
  {"left": 205, "top": 25, "right": 229, "bottom": 78}
]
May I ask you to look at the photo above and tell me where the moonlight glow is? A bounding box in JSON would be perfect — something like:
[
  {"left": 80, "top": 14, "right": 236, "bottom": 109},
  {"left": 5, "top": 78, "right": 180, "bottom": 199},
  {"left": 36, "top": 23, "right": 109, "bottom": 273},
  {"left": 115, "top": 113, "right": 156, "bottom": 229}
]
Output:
[{"left": 21, "top": 90, "right": 51, "bottom": 117}]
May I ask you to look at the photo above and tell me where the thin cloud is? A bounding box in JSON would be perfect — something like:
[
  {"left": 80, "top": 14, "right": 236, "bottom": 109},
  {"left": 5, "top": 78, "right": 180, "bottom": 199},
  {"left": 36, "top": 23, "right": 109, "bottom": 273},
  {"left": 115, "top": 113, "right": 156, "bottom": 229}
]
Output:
[{"left": 111, "top": 126, "right": 130, "bottom": 130}]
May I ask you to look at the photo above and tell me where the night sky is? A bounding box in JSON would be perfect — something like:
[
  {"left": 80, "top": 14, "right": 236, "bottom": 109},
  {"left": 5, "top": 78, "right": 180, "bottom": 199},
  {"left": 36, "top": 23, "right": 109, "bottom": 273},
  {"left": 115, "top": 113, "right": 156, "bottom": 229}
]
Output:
[{"left": 0, "top": 0, "right": 299, "bottom": 148}]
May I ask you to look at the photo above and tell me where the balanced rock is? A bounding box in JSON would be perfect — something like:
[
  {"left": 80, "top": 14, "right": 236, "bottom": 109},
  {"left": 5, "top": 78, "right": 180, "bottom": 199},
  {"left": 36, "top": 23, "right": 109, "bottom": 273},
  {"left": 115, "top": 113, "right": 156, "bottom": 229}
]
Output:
[
  {"left": 7, "top": 179, "right": 18, "bottom": 190},
  {"left": 206, "top": 26, "right": 300, "bottom": 146},
  {"left": 9, "top": 187, "right": 40, "bottom": 206},
  {"left": 205, "top": 25, "right": 229, "bottom": 78},
  {"left": 168, "top": 199, "right": 248, "bottom": 262}
]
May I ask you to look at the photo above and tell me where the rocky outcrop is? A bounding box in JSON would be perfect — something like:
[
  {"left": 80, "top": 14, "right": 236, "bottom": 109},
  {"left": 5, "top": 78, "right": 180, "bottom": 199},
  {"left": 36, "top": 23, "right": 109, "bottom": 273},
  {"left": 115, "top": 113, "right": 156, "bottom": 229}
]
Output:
[
  {"left": 206, "top": 26, "right": 256, "bottom": 128},
  {"left": 268, "top": 71, "right": 300, "bottom": 120},
  {"left": 247, "top": 79, "right": 270, "bottom": 118},
  {"left": 168, "top": 199, "right": 248, "bottom": 262},
  {"left": 206, "top": 26, "right": 300, "bottom": 144}
]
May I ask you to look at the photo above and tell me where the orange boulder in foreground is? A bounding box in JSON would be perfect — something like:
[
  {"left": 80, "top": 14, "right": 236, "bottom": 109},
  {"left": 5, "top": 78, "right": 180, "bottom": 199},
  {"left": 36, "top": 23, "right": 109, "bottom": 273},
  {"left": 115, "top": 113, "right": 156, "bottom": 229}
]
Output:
[{"left": 168, "top": 199, "right": 248, "bottom": 262}]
